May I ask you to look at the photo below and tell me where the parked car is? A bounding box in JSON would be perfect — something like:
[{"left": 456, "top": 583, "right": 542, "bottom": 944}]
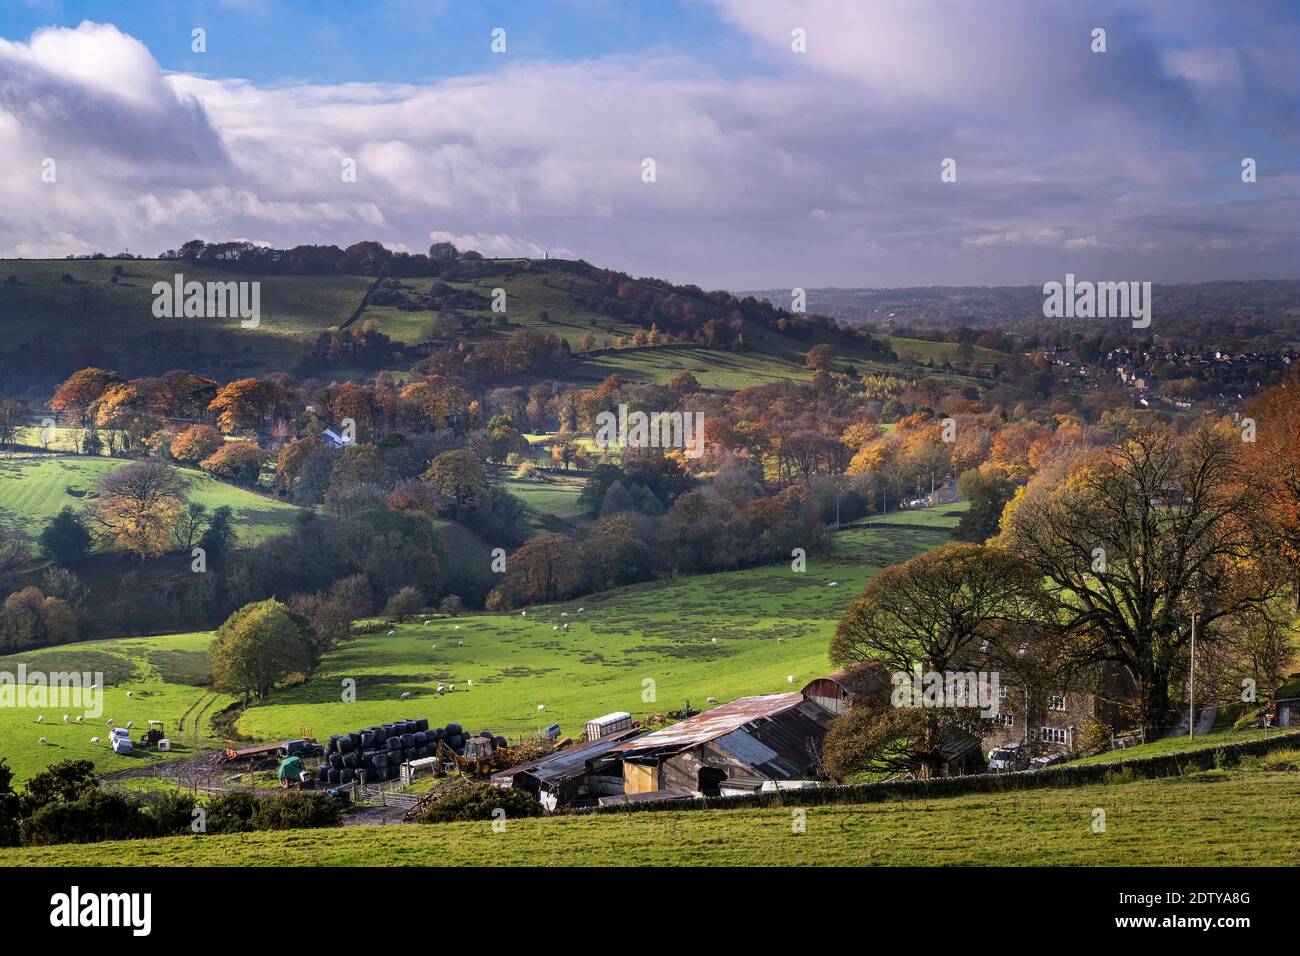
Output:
[
  {"left": 987, "top": 745, "right": 1028, "bottom": 772},
  {"left": 110, "top": 727, "right": 133, "bottom": 755},
  {"left": 1029, "top": 752, "right": 1069, "bottom": 771}
]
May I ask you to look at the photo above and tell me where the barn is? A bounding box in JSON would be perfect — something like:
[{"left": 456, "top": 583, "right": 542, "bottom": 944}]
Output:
[
  {"left": 800, "top": 662, "right": 890, "bottom": 714},
  {"left": 491, "top": 726, "right": 642, "bottom": 810},
  {"left": 611, "top": 693, "right": 835, "bottom": 797}
]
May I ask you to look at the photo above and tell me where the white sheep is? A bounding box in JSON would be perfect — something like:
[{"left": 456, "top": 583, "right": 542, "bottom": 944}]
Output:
[
  {"left": 63, "top": 715, "right": 70, "bottom": 723},
  {"left": 466, "top": 680, "right": 473, "bottom": 689},
  {"left": 520, "top": 610, "right": 526, "bottom": 617},
  {"left": 454, "top": 624, "right": 461, "bottom": 630},
  {"left": 710, "top": 637, "right": 717, "bottom": 643},
  {"left": 75, "top": 715, "right": 83, "bottom": 723},
  {"left": 399, "top": 692, "right": 411, "bottom": 701},
  {"left": 457, "top": 640, "right": 464, "bottom": 646},
  {"left": 106, "top": 718, "right": 114, "bottom": 725},
  {"left": 537, "top": 704, "right": 545, "bottom": 712},
  {"left": 561, "top": 612, "right": 568, "bottom": 618},
  {"left": 787, "top": 675, "right": 795, "bottom": 685},
  {"left": 707, "top": 696, "right": 719, "bottom": 704},
  {"left": 39, "top": 736, "right": 47, "bottom": 745},
  {"left": 126, "top": 690, "right": 132, "bottom": 697},
  {"left": 423, "top": 620, "right": 432, "bottom": 626},
  {"left": 578, "top": 608, "right": 584, "bottom": 613},
  {"left": 89, "top": 736, "right": 100, "bottom": 745},
  {"left": 36, "top": 715, "right": 44, "bottom": 724},
  {"left": 562, "top": 623, "right": 568, "bottom": 630},
  {"left": 437, "top": 684, "right": 446, "bottom": 695},
  {"left": 126, "top": 720, "right": 134, "bottom": 729},
  {"left": 777, "top": 638, "right": 785, "bottom": 644},
  {"left": 552, "top": 625, "right": 559, "bottom": 631},
  {"left": 431, "top": 643, "right": 437, "bottom": 650},
  {"left": 828, "top": 581, "right": 839, "bottom": 588},
  {"left": 387, "top": 629, "right": 395, "bottom": 636}
]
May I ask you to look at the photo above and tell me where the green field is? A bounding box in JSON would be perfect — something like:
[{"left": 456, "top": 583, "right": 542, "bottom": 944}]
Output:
[
  {"left": 501, "top": 475, "right": 590, "bottom": 532},
  {"left": 1072, "top": 727, "right": 1295, "bottom": 765},
  {"left": 8, "top": 765, "right": 1298, "bottom": 866},
  {"left": 0, "top": 259, "right": 373, "bottom": 378},
  {"left": 0, "top": 454, "right": 301, "bottom": 547},
  {"left": 232, "top": 519, "right": 953, "bottom": 745},
  {"left": 0, "top": 631, "right": 233, "bottom": 782},
  {"left": 0, "top": 508, "right": 957, "bottom": 783}
]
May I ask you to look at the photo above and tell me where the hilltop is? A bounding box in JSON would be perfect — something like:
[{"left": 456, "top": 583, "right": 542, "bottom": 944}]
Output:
[{"left": 0, "top": 250, "right": 1006, "bottom": 395}]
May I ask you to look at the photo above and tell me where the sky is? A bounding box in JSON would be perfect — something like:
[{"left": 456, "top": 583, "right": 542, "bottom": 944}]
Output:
[{"left": 0, "top": 0, "right": 1296, "bottom": 290}]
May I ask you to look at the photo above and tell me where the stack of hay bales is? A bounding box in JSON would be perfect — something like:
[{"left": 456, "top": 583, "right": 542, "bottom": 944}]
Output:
[{"left": 316, "top": 718, "right": 508, "bottom": 785}]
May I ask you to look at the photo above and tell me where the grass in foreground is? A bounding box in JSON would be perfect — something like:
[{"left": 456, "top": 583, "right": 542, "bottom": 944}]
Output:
[{"left": 7, "top": 768, "right": 1298, "bottom": 866}]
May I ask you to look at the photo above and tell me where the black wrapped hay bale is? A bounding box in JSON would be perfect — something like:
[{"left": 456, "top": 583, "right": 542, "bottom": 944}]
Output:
[{"left": 415, "top": 718, "right": 429, "bottom": 732}]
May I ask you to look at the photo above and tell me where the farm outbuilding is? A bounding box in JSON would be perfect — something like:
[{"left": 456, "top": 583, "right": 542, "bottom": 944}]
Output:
[
  {"left": 611, "top": 693, "right": 835, "bottom": 797},
  {"left": 800, "top": 663, "right": 890, "bottom": 715},
  {"left": 491, "top": 726, "right": 643, "bottom": 810}
]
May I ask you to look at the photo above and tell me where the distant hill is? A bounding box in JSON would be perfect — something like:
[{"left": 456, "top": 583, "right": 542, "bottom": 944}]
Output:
[{"left": 0, "top": 254, "right": 1009, "bottom": 394}]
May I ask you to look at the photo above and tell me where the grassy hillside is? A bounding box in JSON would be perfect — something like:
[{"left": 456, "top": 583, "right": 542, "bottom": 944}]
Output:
[
  {"left": 0, "top": 507, "right": 957, "bottom": 782},
  {"left": 1, "top": 256, "right": 1005, "bottom": 391},
  {"left": 233, "top": 518, "right": 953, "bottom": 744},
  {"left": 9, "top": 765, "right": 1298, "bottom": 866},
  {"left": 0, "top": 259, "right": 373, "bottom": 379},
  {"left": 0, "top": 631, "right": 233, "bottom": 782},
  {"left": 0, "top": 454, "right": 301, "bottom": 547}
]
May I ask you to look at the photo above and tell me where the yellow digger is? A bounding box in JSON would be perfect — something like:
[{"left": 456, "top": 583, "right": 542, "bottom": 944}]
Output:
[{"left": 436, "top": 736, "right": 516, "bottom": 778}]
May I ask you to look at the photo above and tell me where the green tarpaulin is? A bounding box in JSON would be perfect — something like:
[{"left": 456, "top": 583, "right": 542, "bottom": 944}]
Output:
[{"left": 277, "top": 756, "right": 304, "bottom": 780}]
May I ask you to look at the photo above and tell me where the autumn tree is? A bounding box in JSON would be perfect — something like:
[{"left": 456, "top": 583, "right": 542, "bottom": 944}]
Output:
[
  {"left": 169, "top": 424, "right": 224, "bottom": 463},
  {"left": 209, "top": 378, "right": 274, "bottom": 434},
  {"left": 383, "top": 586, "right": 424, "bottom": 623},
  {"left": 827, "top": 547, "right": 1054, "bottom": 779},
  {"left": 199, "top": 441, "right": 267, "bottom": 486},
  {"left": 51, "top": 368, "right": 122, "bottom": 426},
  {"left": 421, "top": 449, "right": 489, "bottom": 521},
  {"left": 91, "top": 459, "right": 188, "bottom": 559},
  {"left": 998, "top": 422, "right": 1285, "bottom": 739},
  {"left": 487, "top": 534, "right": 583, "bottom": 609},
  {"left": 210, "top": 599, "right": 314, "bottom": 702}
]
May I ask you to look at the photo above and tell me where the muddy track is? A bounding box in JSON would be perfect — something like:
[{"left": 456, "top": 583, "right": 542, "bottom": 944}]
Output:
[{"left": 189, "top": 693, "right": 219, "bottom": 747}]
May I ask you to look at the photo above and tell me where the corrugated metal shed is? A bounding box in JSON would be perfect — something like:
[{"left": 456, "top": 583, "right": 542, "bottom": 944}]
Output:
[
  {"left": 597, "top": 787, "right": 695, "bottom": 807},
  {"left": 611, "top": 693, "right": 808, "bottom": 756},
  {"left": 491, "top": 726, "right": 643, "bottom": 789}
]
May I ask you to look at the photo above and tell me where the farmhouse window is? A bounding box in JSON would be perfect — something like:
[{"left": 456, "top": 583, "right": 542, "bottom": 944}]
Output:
[{"left": 1046, "top": 694, "right": 1067, "bottom": 711}]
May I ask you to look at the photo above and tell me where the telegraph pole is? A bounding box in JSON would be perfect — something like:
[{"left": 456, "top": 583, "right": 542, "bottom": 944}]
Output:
[{"left": 1189, "top": 612, "right": 1197, "bottom": 740}]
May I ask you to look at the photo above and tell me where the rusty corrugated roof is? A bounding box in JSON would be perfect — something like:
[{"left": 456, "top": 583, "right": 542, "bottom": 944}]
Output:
[{"left": 611, "top": 693, "right": 807, "bottom": 756}]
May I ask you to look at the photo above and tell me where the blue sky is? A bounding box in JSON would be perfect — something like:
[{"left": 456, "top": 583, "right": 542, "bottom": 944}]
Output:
[{"left": 0, "top": 1, "right": 1296, "bottom": 289}]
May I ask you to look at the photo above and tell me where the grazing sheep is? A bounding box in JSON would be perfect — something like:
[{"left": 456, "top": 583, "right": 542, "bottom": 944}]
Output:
[
  {"left": 457, "top": 640, "right": 464, "bottom": 646},
  {"left": 707, "top": 696, "right": 719, "bottom": 704},
  {"left": 710, "top": 637, "right": 717, "bottom": 643},
  {"left": 520, "top": 610, "right": 526, "bottom": 617},
  {"left": 537, "top": 704, "right": 545, "bottom": 712},
  {"left": 561, "top": 612, "right": 568, "bottom": 618},
  {"left": 777, "top": 638, "right": 785, "bottom": 644},
  {"left": 89, "top": 736, "right": 100, "bottom": 745},
  {"left": 562, "top": 623, "right": 568, "bottom": 630},
  {"left": 126, "top": 720, "right": 134, "bottom": 729},
  {"left": 63, "top": 715, "right": 70, "bottom": 723},
  {"left": 552, "top": 625, "right": 559, "bottom": 631},
  {"left": 454, "top": 624, "right": 460, "bottom": 630},
  {"left": 431, "top": 643, "right": 437, "bottom": 650},
  {"left": 437, "top": 684, "right": 446, "bottom": 695},
  {"left": 75, "top": 715, "right": 83, "bottom": 723},
  {"left": 787, "top": 675, "right": 795, "bottom": 685},
  {"left": 39, "top": 737, "right": 47, "bottom": 745},
  {"left": 126, "top": 690, "right": 132, "bottom": 697},
  {"left": 466, "top": 679, "right": 473, "bottom": 689},
  {"left": 828, "top": 581, "right": 839, "bottom": 588},
  {"left": 36, "top": 715, "right": 44, "bottom": 724},
  {"left": 578, "top": 608, "right": 584, "bottom": 613},
  {"left": 387, "top": 629, "right": 395, "bottom": 636},
  {"left": 399, "top": 692, "right": 411, "bottom": 701},
  {"left": 423, "top": 620, "right": 432, "bottom": 626},
  {"left": 449, "top": 683, "right": 456, "bottom": 692},
  {"left": 106, "top": 718, "right": 114, "bottom": 726}
]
